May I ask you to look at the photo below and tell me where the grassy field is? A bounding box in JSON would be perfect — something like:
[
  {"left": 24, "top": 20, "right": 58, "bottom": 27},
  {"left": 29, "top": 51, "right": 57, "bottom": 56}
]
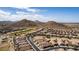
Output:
[{"left": 8, "top": 27, "right": 37, "bottom": 36}]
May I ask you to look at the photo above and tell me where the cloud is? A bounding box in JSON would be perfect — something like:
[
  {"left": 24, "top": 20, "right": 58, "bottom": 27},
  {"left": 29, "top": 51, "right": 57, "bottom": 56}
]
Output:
[
  {"left": 15, "top": 7, "right": 41, "bottom": 13},
  {"left": 1, "top": 7, "right": 78, "bottom": 22},
  {"left": 26, "top": 7, "right": 40, "bottom": 13},
  {"left": 16, "top": 11, "right": 29, "bottom": 15},
  {"left": 0, "top": 10, "right": 11, "bottom": 21},
  {"left": 15, "top": 11, "right": 53, "bottom": 22},
  {"left": 15, "top": 10, "right": 51, "bottom": 20},
  {"left": 0, "top": 10, "right": 11, "bottom": 16},
  {"left": 0, "top": 9, "right": 53, "bottom": 22}
]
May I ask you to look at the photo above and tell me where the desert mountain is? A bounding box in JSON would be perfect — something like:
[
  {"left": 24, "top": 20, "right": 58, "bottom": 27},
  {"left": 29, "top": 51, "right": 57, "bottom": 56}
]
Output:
[
  {"left": 0, "top": 19, "right": 37, "bottom": 34},
  {"left": 42, "top": 21, "right": 70, "bottom": 29},
  {"left": 0, "top": 19, "right": 72, "bottom": 34},
  {"left": 10, "top": 19, "right": 37, "bottom": 28}
]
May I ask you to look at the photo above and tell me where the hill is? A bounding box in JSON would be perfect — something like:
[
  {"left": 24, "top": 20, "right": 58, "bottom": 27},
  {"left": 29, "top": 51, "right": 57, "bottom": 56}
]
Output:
[
  {"left": 0, "top": 19, "right": 72, "bottom": 34},
  {"left": 41, "top": 21, "right": 70, "bottom": 29},
  {"left": 0, "top": 19, "right": 37, "bottom": 34},
  {"left": 9, "top": 19, "right": 37, "bottom": 28}
]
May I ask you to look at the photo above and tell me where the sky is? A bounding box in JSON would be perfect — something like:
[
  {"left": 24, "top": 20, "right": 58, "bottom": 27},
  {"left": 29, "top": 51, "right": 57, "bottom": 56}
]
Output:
[{"left": 0, "top": 7, "right": 79, "bottom": 22}]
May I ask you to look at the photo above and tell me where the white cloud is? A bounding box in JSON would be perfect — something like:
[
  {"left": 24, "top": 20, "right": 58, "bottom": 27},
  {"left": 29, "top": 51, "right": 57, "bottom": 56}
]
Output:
[
  {"left": 0, "top": 10, "right": 11, "bottom": 16},
  {"left": 16, "top": 11, "right": 30, "bottom": 15},
  {"left": 26, "top": 8, "right": 40, "bottom": 13},
  {"left": 0, "top": 9, "right": 53, "bottom": 22},
  {"left": 0, "top": 7, "right": 50, "bottom": 21},
  {"left": 0, "top": 10, "right": 11, "bottom": 21},
  {"left": 15, "top": 7, "right": 41, "bottom": 13}
]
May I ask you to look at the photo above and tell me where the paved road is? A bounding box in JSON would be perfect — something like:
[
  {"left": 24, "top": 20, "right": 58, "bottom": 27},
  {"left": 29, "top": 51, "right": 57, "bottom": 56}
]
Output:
[
  {"left": 43, "top": 46, "right": 79, "bottom": 51},
  {"left": 26, "top": 36, "right": 40, "bottom": 51}
]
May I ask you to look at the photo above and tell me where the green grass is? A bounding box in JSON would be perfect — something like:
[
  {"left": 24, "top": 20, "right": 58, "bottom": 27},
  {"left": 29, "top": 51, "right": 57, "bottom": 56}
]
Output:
[{"left": 9, "top": 28, "right": 36, "bottom": 36}]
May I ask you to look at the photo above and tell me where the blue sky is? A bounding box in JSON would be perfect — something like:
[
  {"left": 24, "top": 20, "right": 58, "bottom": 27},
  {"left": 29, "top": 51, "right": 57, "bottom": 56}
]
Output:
[{"left": 0, "top": 7, "right": 79, "bottom": 22}]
